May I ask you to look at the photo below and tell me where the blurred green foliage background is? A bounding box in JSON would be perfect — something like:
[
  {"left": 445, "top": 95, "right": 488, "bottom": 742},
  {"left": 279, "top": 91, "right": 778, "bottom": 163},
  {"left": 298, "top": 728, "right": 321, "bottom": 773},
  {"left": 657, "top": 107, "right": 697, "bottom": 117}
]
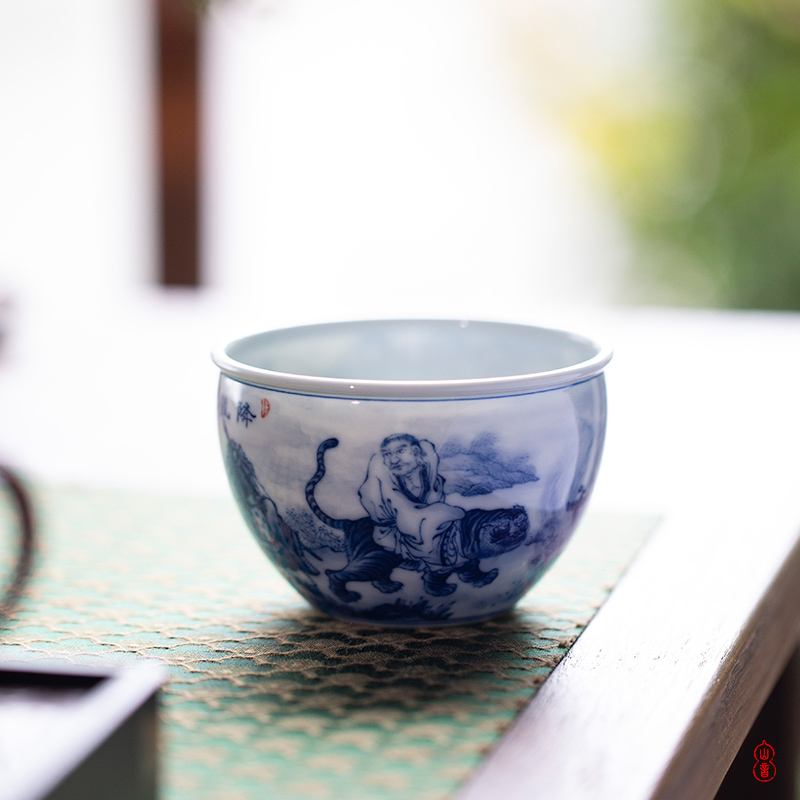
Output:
[
  {"left": 581, "top": 0, "right": 800, "bottom": 309},
  {"left": 195, "top": 0, "right": 799, "bottom": 310}
]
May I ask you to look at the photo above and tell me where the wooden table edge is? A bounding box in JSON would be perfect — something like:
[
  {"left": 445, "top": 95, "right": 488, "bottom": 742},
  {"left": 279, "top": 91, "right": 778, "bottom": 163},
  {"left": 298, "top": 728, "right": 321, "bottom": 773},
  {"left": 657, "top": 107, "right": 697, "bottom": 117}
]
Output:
[{"left": 456, "top": 506, "right": 800, "bottom": 800}]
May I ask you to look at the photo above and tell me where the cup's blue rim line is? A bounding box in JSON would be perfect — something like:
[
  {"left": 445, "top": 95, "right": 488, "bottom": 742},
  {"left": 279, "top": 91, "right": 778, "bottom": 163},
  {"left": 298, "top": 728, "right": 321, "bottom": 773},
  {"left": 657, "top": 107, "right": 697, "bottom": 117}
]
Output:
[
  {"left": 218, "top": 371, "right": 606, "bottom": 402},
  {"left": 212, "top": 319, "right": 612, "bottom": 401}
]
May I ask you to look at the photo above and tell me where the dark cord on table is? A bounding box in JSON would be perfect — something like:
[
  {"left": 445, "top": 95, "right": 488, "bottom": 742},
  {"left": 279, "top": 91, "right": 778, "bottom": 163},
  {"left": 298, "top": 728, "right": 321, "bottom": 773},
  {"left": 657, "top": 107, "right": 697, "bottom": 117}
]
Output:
[{"left": 0, "top": 465, "right": 35, "bottom": 623}]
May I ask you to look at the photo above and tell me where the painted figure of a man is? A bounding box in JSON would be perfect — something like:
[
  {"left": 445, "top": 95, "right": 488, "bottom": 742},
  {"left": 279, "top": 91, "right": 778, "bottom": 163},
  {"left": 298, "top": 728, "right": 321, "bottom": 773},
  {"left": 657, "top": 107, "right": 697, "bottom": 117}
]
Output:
[{"left": 358, "top": 433, "right": 465, "bottom": 564}]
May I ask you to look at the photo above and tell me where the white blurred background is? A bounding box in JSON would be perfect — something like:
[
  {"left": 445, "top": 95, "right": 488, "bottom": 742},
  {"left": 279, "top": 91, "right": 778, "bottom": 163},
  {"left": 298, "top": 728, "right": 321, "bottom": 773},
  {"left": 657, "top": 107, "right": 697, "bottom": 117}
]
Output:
[
  {"left": 5, "top": 0, "right": 794, "bottom": 519},
  {"left": 0, "top": 0, "right": 642, "bottom": 314}
]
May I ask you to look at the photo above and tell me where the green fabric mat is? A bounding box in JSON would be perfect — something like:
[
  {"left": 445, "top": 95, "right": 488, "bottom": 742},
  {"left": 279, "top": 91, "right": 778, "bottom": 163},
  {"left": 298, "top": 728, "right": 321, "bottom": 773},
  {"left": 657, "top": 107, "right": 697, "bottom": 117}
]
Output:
[{"left": 0, "top": 486, "right": 656, "bottom": 800}]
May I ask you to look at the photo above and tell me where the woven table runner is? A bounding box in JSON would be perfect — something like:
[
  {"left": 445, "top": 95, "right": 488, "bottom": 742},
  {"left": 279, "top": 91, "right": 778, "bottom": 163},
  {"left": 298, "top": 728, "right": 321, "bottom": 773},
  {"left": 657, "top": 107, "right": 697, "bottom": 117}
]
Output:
[{"left": 0, "top": 486, "right": 656, "bottom": 800}]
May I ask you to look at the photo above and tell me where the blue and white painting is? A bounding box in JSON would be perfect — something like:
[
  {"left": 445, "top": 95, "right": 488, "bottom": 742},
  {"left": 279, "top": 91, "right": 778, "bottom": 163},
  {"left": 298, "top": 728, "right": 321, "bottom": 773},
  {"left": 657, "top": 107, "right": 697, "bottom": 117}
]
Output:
[
  {"left": 220, "top": 374, "right": 606, "bottom": 625},
  {"left": 307, "top": 435, "right": 531, "bottom": 601}
]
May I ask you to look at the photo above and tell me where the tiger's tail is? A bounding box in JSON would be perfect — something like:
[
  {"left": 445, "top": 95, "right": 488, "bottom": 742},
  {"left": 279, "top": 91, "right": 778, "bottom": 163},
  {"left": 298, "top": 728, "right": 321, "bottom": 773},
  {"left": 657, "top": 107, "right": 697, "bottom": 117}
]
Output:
[{"left": 305, "top": 438, "right": 346, "bottom": 530}]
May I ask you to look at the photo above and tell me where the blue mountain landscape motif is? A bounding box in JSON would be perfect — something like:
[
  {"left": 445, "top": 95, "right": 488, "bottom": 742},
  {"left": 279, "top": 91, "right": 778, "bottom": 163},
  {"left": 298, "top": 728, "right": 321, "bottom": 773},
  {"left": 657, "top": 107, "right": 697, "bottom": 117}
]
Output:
[
  {"left": 224, "top": 433, "right": 322, "bottom": 579},
  {"left": 438, "top": 433, "right": 539, "bottom": 496}
]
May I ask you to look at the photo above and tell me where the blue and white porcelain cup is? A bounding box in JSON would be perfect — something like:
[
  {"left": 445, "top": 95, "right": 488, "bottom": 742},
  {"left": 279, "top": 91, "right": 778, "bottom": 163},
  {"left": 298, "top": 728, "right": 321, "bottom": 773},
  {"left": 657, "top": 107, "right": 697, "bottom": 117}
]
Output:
[{"left": 212, "top": 319, "right": 611, "bottom": 627}]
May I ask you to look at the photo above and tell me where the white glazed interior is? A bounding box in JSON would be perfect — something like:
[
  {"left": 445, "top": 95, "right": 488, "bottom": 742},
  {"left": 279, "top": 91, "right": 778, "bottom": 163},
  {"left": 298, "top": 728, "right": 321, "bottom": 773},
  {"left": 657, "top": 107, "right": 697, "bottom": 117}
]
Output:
[{"left": 213, "top": 319, "right": 611, "bottom": 399}]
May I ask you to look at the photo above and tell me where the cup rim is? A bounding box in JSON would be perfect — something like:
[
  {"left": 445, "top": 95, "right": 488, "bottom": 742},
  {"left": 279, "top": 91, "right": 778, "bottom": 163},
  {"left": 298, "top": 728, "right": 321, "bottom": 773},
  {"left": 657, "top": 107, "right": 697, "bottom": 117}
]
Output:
[{"left": 212, "top": 318, "right": 613, "bottom": 400}]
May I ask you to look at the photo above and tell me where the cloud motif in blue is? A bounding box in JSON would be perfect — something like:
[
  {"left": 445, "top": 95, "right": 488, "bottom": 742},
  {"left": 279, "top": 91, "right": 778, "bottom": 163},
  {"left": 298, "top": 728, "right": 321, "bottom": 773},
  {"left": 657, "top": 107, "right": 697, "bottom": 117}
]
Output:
[{"left": 439, "top": 433, "right": 539, "bottom": 497}]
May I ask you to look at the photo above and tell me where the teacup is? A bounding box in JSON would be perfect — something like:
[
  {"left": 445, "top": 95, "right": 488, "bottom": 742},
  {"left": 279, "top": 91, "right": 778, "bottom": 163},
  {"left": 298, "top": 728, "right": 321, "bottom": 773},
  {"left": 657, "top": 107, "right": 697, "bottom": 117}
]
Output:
[{"left": 212, "top": 319, "right": 611, "bottom": 627}]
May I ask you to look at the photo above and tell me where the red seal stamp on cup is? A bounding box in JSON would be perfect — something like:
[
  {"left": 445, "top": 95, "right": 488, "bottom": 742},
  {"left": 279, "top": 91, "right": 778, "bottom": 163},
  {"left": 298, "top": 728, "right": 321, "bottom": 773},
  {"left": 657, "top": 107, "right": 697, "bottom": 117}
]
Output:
[{"left": 753, "top": 740, "right": 776, "bottom": 782}]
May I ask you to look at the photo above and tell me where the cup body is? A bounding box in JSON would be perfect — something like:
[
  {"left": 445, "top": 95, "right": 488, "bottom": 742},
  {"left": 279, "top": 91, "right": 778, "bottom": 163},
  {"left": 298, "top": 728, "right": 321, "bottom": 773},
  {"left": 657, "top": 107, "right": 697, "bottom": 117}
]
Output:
[{"left": 214, "top": 320, "right": 610, "bottom": 627}]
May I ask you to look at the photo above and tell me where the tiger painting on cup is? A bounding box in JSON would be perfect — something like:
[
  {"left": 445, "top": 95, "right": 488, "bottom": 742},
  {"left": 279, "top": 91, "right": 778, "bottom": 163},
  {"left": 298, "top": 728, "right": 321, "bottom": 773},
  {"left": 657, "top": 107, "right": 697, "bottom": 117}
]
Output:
[{"left": 305, "top": 436, "right": 530, "bottom": 602}]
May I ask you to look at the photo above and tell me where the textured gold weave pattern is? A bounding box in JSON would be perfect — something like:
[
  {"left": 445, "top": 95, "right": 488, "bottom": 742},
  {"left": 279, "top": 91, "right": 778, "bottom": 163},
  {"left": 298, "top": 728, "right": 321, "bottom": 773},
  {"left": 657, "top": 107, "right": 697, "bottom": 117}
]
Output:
[{"left": 0, "top": 486, "right": 655, "bottom": 799}]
